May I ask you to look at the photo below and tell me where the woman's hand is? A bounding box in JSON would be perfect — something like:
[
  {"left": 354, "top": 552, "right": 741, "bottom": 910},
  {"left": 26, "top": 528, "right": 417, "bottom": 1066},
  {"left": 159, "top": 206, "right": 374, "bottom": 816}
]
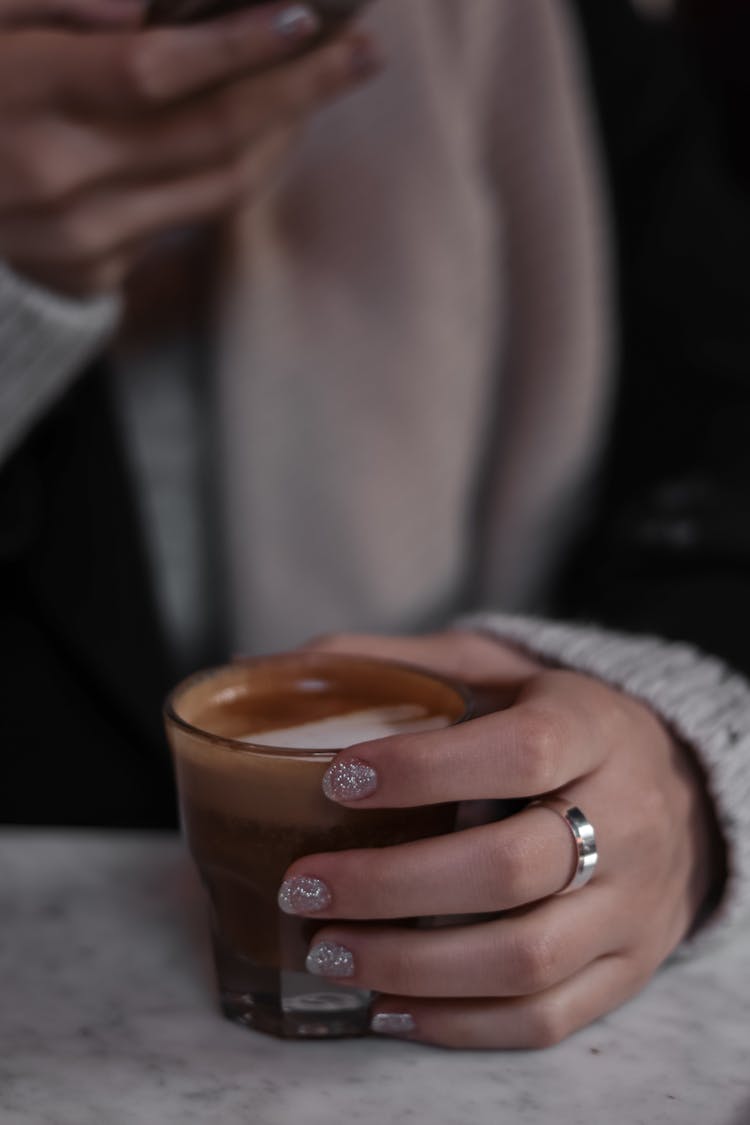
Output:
[
  {"left": 279, "top": 630, "right": 724, "bottom": 1048},
  {"left": 0, "top": 2, "right": 378, "bottom": 295}
]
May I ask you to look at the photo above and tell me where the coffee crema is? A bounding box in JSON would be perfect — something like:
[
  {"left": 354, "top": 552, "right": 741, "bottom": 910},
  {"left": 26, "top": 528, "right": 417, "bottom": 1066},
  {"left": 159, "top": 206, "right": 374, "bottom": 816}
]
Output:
[{"left": 240, "top": 704, "right": 452, "bottom": 750}]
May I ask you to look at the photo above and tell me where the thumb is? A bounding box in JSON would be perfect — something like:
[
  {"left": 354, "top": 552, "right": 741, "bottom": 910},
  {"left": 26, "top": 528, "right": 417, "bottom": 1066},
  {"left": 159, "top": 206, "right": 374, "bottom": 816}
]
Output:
[
  {"left": 0, "top": 0, "right": 144, "bottom": 29},
  {"left": 302, "top": 629, "right": 540, "bottom": 688}
]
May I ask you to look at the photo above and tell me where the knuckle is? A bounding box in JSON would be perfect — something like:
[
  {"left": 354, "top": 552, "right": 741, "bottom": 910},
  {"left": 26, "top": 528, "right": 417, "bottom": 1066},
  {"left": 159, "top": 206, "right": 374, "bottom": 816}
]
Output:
[
  {"left": 525, "top": 996, "right": 571, "bottom": 1049},
  {"left": 123, "top": 37, "right": 172, "bottom": 105},
  {"left": 511, "top": 930, "right": 562, "bottom": 993},
  {"left": 515, "top": 706, "right": 564, "bottom": 794}
]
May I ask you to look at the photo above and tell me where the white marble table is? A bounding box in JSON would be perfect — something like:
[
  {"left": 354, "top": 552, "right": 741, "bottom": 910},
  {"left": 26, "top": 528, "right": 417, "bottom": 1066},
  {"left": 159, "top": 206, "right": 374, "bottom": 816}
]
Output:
[{"left": 1, "top": 830, "right": 749, "bottom": 1125}]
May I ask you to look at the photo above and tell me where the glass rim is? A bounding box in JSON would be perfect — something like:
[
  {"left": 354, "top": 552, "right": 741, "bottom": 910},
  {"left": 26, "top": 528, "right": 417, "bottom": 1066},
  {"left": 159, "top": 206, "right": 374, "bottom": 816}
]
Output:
[{"left": 163, "top": 650, "right": 474, "bottom": 758}]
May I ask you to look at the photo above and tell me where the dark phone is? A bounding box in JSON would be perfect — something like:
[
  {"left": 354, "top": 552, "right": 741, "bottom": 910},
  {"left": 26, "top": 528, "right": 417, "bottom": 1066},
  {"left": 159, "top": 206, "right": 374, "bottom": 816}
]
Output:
[{"left": 149, "top": 0, "right": 368, "bottom": 28}]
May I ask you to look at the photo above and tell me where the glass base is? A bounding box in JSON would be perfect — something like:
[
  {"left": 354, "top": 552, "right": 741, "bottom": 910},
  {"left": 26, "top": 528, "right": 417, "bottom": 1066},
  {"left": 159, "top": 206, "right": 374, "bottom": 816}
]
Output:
[{"left": 221, "top": 971, "right": 372, "bottom": 1039}]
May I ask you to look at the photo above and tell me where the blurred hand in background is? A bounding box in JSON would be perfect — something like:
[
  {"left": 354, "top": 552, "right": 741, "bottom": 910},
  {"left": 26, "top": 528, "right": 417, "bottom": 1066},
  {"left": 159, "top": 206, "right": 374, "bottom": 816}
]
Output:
[{"left": 0, "top": 1, "right": 379, "bottom": 296}]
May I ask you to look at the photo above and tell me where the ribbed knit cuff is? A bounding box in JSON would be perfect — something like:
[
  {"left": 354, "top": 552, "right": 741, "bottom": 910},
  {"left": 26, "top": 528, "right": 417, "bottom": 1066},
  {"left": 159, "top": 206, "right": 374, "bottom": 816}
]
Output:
[
  {"left": 457, "top": 612, "right": 750, "bottom": 954},
  {"left": 0, "top": 261, "right": 121, "bottom": 463}
]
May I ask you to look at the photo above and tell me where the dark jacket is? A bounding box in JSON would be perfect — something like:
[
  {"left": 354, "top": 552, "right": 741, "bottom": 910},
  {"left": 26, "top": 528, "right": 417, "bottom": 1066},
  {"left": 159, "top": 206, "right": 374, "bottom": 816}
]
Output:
[
  {"left": 0, "top": 369, "right": 178, "bottom": 826},
  {"left": 559, "top": 0, "right": 750, "bottom": 673}
]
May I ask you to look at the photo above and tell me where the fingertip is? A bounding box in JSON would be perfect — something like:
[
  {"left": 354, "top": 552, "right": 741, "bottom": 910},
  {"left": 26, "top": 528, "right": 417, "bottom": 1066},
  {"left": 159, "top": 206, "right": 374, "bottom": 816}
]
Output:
[
  {"left": 306, "top": 939, "right": 355, "bottom": 979},
  {"left": 141, "top": 1, "right": 325, "bottom": 101},
  {"left": 322, "top": 756, "right": 379, "bottom": 803},
  {"left": 277, "top": 874, "right": 332, "bottom": 915},
  {"left": 272, "top": 3, "right": 321, "bottom": 42},
  {"left": 370, "top": 1011, "right": 417, "bottom": 1038}
]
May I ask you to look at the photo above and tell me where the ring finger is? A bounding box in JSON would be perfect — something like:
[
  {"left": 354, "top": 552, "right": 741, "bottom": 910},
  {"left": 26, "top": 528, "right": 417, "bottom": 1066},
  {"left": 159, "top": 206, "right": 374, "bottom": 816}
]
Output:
[{"left": 280, "top": 799, "right": 606, "bottom": 921}]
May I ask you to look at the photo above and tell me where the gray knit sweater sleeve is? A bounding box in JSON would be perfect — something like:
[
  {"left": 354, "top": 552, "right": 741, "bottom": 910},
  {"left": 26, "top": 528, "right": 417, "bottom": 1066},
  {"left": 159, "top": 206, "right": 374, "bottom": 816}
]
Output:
[
  {"left": 0, "top": 261, "right": 121, "bottom": 463},
  {"left": 458, "top": 612, "right": 750, "bottom": 952}
]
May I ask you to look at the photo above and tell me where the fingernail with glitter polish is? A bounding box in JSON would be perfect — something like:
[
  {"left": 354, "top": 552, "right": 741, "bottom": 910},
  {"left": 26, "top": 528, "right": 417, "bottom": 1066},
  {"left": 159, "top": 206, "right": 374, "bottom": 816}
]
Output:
[
  {"left": 371, "top": 1012, "right": 417, "bottom": 1037},
  {"left": 306, "top": 941, "right": 355, "bottom": 978},
  {"left": 278, "top": 875, "right": 331, "bottom": 915},
  {"left": 323, "top": 757, "right": 378, "bottom": 802},
  {"left": 274, "top": 4, "right": 321, "bottom": 40}
]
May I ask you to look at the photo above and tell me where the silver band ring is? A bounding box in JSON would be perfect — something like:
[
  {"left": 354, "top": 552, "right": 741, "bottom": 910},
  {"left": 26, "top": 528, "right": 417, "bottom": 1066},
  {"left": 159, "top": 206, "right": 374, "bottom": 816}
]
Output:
[{"left": 530, "top": 797, "right": 598, "bottom": 894}]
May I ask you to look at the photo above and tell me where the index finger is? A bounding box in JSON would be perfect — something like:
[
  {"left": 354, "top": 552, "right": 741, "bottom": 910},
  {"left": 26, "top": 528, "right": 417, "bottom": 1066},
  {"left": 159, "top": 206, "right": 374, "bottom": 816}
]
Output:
[
  {"left": 321, "top": 671, "right": 618, "bottom": 808},
  {"left": 0, "top": 0, "right": 143, "bottom": 29},
  {"left": 26, "top": 2, "right": 325, "bottom": 111}
]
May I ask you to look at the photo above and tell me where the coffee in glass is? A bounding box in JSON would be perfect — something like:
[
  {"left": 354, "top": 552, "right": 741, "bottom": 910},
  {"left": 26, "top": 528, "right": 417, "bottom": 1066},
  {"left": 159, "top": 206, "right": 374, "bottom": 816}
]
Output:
[{"left": 165, "top": 651, "right": 470, "bottom": 1039}]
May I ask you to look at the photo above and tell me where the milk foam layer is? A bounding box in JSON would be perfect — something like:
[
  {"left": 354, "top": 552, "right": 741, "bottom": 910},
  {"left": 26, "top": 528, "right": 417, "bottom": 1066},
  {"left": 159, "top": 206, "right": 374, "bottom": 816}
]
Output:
[{"left": 241, "top": 704, "right": 451, "bottom": 750}]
